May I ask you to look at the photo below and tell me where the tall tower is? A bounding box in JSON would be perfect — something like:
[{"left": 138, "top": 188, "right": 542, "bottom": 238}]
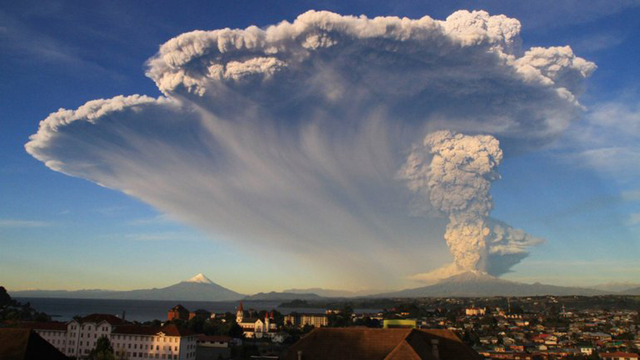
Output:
[{"left": 236, "top": 301, "right": 244, "bottom": 323}]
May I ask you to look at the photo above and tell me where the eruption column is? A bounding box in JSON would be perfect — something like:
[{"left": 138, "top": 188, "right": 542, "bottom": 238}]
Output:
[{"left": 401, "top": 130, "right": 503, "bottom": 273}]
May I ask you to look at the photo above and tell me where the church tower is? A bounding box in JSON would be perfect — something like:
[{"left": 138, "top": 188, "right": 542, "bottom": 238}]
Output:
[{"left": 236, "top": 301, "right": 244, "bottom": 323}]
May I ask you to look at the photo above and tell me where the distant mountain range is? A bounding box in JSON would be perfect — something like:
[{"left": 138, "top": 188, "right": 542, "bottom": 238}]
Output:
[
  {"left": 283, "top": 288, "right": 383, "bottom": 298},
  {"left": 9, "top": 272, "right": 640, "bottom": 301},
  {"left": 588, "top": 281, "right": 640, "bottom": 293},
  {"left": 243, "top": 292, "right": 324, "bottom": 301},
  {"left": 10, "top": 273, "right": 244, "bottom": 301},
  {"left": 372, "top": 272, "right": 608, "bottom": 298},
  {"left": 622, "top": 286, "right": 640, "bottom": 295}
]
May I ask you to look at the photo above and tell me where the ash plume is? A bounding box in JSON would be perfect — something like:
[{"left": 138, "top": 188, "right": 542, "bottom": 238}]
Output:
[
  {"left": 400, "top": 131, "right": 543, "bottom": 282},
  {"left": 25, "top": 10, "right": 593, "bottom": 287}
]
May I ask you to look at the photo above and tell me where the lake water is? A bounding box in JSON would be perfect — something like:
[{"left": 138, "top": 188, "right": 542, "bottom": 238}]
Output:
[{"left": 16, "top": 297, "right": 333, "bottom": 322}]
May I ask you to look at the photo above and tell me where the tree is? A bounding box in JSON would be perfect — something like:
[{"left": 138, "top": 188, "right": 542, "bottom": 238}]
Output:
[
  {"left": 88, "top": 336, "right": 115, "bottom": 360},
  {"left": 227, "top": 322, "right": 244, "bottom": 338}
]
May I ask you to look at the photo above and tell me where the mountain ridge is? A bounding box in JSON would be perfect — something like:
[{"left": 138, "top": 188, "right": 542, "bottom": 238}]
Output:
[
  {"left": 370, "top": 271, "right": 607, "bottom": 298},
  {"left": 10, "top": 274, "right": 244, "bottom": 301}
]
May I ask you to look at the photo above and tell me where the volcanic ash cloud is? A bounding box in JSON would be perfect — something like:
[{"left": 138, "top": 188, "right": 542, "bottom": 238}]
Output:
[
  {"left": 400, "top": 131, "right": 544, "bottom": 282},
  {"left": 25, "top": 10, "right": 594, "bottom": 285}
]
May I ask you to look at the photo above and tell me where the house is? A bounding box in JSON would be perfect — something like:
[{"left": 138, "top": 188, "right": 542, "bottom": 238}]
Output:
[
  {"left": 168, "top": 305, "right": 190, "bottom": 321},
  {"left": 197, "top": 335, "right": 231, "bottom": 348},
  {"left": 196, "top": 335, "right": 232, "bottom": 360},
  {"left": 600, "top": 352, "right": 640, "bottom": 360},
  {"left": 466, "top": 308, "right": 487, "bottom": 316},
  {"left": 189, "top": 309, "right": 212, "bottom": 320},
  {"left": 283, "top": 328, "right": 482, "bottom": 360},
  {"left": 0, "top": 328, "right": 68, "bottom": 360},
  {"left": 383, "top": 319, "right": 418, "bottom": 329},
  {"left": 579, "top": 345, "right": 595, "bottom": 355}
]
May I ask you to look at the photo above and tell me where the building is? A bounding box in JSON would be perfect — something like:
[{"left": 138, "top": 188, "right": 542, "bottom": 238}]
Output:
[
  {"left": 168, "top": 305, "right": 190, "bottom": 321},
  {"left": 110, "top": 324, "right": 197, "bottom": 360},
  {"left": 26, "top": 313, "right": 126, "bottom": 357},
  {"left": 283, "top": 328, "right": 482, "bottom": 360},
  {"left": 189, "top": 309, "right": 212, "bottom": 320},
  {"left": 465, "top": 308, "right": 486, "bottom": 316},
  {"left": 236, "top": 302, "right": 277, "bottom": 338},
  {"left": 0, "top": 328, "right": 68, "bottom": 360},
  {"left": 196, "top": 335, "right": 231, "bottom": 360},
  {"left": 19, "top": 314, "right": 197, "bottom": 359},
  {"left": 197, "top": 335, "right": 231, "bottom": 348},
  {"left": 600, "top": 352, "right": 640, "bottom": 360},
  {"left": 284, "top": 313, "right": 329, "bottom": 328},
  {"left": 383, "top": 319, "right": 417, "bottom": 329}
]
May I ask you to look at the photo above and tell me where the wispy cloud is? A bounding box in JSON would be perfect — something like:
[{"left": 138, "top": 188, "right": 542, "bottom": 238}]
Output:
[
  {"left": 627, "top": 213, "right": 640, "bottom": 226},
  {"left": 127, "top": 214, "right": 176, "bottom": 226},
  {"left": 0, "top": 219, "right": 51, "bottom": 228},
  {"left": 93, "top": 206, "right": 128, "bottom": 216},
  {"left": 553, "top": 100, "right": 640, "bottom": 182},
  {"left": 124, "top": 232, "right": 200, "bottom": 242},
  {"left": 0, "top": 8, "right": 120, "bottom": 77}
]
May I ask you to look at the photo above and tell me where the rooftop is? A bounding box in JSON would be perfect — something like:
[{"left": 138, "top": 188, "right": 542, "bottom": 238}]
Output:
[{"left": 283, "top": 328, "right": 481, "bottom": 360}]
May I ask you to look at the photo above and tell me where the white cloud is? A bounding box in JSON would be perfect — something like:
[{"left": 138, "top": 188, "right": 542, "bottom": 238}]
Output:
[{"left": 25, "top": 10, "right": 593, "bottom": 286}]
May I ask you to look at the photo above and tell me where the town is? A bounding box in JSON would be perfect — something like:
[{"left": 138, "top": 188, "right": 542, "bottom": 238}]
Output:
[{"left": 2, "top": 286, "right": 640, "bottom": 360}]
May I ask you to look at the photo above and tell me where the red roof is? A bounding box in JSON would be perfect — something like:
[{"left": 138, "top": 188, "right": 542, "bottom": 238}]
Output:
[
  {"left": 78, "top": 314, "right": 126, "bottom": 325},
  {"left": 601, "top": 352, "right": 639, "bottom": 358},
  {"left": 0, "top": 329, "right": 68, "bottom": 360},
  {"left": 16, "top": 322, "right": 67, "bottom": 331},
  {"left": 161, "top": 324, "right": 195, "bottom": 337},
  {"left": 237, "top": 301, "right": 244, "bottom": 312},
  {"left": 170, "top": 304, "right": 189, "bottom": 312},
  {"left": 112, "top": 325, "right": 161, "bottom": 336},
  {"left": 283, "top": 328, "right": 481, "bottom": 360}
]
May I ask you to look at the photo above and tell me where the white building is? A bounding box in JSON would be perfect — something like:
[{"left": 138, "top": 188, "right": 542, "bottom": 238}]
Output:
[
  {"left": 235, "top": 302, "right": 277, "bottom": 339},
  {"left": 111, "top": 324, "right": 197, "bottom": 360},
  {"left": 24, "top": 314, "right": 197, "bottom": 360},
  {"left": 283, "top": 313, "right": 329, "bottom": 328},
  {"left": 465, "top": 307, "right": 486, "bottom": 316}
]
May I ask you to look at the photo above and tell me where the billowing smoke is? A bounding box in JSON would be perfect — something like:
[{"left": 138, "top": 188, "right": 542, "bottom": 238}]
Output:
[
  {"left": 400, "top": 131, "right": 543, "bottom": 281},
  {"left": 25, "top": 11, "right": 594, "bottom": 287}
]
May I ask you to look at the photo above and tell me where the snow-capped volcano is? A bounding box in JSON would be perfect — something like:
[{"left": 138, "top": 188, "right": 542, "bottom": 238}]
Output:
[
  {"left": 10, "top": 273, "right": 244, "bottom": 301},
  {"left": 186, "top": 273, "right": 214, "bottom": 284}
]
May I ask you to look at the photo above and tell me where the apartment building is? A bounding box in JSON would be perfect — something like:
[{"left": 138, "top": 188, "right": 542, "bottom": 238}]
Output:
[{"left": 22, "top": 314, "right": 197, "bottom": 360}]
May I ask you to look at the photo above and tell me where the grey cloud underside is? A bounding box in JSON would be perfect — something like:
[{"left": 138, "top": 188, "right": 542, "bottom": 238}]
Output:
[{"left": 26, "top": 10, "right": 593, "bottom": 285}]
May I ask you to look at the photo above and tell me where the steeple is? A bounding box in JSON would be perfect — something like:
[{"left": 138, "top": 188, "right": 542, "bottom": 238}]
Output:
[{"left": 236, "top": 301, "right": 244, "bottom": 323}]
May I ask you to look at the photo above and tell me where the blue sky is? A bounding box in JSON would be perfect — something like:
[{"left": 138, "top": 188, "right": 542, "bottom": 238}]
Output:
[{"left": 1, "top": 0, "right": 639, "bottom": 294}]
